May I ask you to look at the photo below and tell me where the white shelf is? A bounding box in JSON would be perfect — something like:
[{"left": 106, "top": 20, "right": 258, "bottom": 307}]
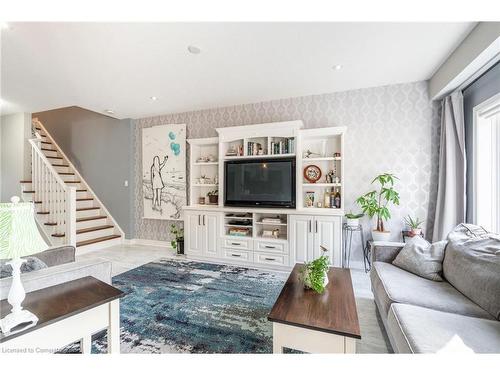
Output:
[
  {"left": 302, "top": 157, "right": 341, "bottom": 161},
  {"left": 224, "top": 224, "right": 253, "bottom": 228},
  {"left": 193, "top": 162, "right": 219, "bottom": 166},
  {"left": 255, "top": 221, "right": 287, "bottom": 226},
  {"left": 302, "top": 183, "right": 342, "bottom": 187},
  {"left": 191, "top": 183, "right": 218, "bottom": 187},
  {"left": 224, "top": 153, "right": 295, "bottom": 160}
]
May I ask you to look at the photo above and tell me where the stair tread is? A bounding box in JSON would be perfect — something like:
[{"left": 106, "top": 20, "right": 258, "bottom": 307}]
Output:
[
  {"left": 51, "top": 233, "right": 65, "bottom": 238},
  {"left": 41, "top": 141, "right": 51, "bottom": 145},
  {"left": 44, "top": 222, "right": 57, "bottom": 226},
  {"left": 77, "top": 198, "right": 93, "bottom": 201},
  {"left": 47, "top": 156, "right": 63, "bottom": 159},
  {"left": 76, "top": 206, "right": 100, "bottom": 211},
  {"left": 59, "top": 172, "right": 75, "bottom": 175},
  {"left": 77, "top": 234, "right": 121, "bottom": 247},
  {"left": 52, "top": 164, "right": 69, "bottom": 167},
  {"left": 23, "top": 190, "right": 35, "bottom": 193},
  {"left": 77, "top": 225, "right": 114, "bottom": 234},
  {"left": 65, "top": 181, "right": 81, "bottom": 183},
  {"left": 37, "top": 211, "right": 49, "bottom": 214},
  {"left": 76, "top": 215, "right": 107, "bottom": 222},
  {"left": 77, "top": 189, "right": 87, "bottom": 192},
  {"left": 41, "top": 148, "right": 55, "bottom": 152},
  {"left": 20, "top": 180, "right": 32, "bottom": 183}
]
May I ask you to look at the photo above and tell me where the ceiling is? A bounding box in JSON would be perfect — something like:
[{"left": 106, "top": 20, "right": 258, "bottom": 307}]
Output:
[{"left": 1, "top": 22, "right": 475, "bottom": 119}]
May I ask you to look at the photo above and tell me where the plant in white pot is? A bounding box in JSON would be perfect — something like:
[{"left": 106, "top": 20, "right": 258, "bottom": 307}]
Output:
[
  {"left": 356, "top": 173, "right": 400, "bottom": 242},
  {"left": 299, "top": 246, "right": 329, "bottom": 293},
  {"left": 345, "top": 212, "right": 364, "bottom": 228},
  {"left": 404, "top": 215, "right": 424, "bottom": 237}
]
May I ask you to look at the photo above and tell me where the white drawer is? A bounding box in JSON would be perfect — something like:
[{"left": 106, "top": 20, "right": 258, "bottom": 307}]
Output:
[
  {"left": 255, "top": 240, "right": 288, "bottom": 254},
  {"left": 223, "top": 248, "right": 252, "bottom": 262},
  {"left": 253, "top": 252, "right": 288, "bottom": 266},
  {"left": 223, "top": 237, "right": 253, "bottom": 250}
]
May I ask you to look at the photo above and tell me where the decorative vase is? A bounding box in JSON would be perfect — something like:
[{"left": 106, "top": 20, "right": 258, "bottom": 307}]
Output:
[
  {"left": 346, "top": 218, "right": 359, "bottom": 228},
  {"left": 372, "top": 230, "right": 391, "bottom": 242},
  {"left": 177, "top": 239, "right": 184, "bottom": 255},
  {"left": 410, "top": 228, "right": 422, "bottom": 236}
]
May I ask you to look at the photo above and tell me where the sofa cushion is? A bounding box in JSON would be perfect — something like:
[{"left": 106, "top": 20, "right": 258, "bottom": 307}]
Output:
[
  {"left": 387, "top": 303, "right": 500, "bottom": 353},
  {"left": 371, "top": 261, "right": 492, "bottom": 320},
  {"left": 443, "top": 224, "right": 500, "bottom": 320},
  {"left": 0, "top": 256, "right": 48, "bottom": 278},
  {"left": 392, "top": 236, "right": 447, "bottom": 281}
]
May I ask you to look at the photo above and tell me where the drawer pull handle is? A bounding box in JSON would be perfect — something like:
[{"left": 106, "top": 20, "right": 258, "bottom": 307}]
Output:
[
  {"left": 264, "top": 257, "right": 275, "bottom": 261},
  {"left": 231, "top": 242, "right": 241, "bottom": 246},
  {"left": 264, "top": 245, "right": 276, "bottom": 249},
  {"left": 231, "top": 254, "right": 241, "bottom": 257}
]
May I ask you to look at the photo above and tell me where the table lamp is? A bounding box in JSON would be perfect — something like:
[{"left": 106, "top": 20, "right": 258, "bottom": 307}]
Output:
[{"left": 0, "top": 196, "right": 48, "bottom": 334}]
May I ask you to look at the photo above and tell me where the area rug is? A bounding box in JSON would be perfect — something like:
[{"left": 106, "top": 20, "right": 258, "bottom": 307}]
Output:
[
  {"left": 61, "top": 258, "right": 391, "bottom": 354},
  {"left": 63, "top": 258, "right": 287, "bottom": 353}
]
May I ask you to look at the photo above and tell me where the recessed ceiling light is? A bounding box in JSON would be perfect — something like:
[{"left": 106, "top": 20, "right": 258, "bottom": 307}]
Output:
[
  {"left": 187, "top": 45, "right": 201, "bottom": 54},
  {"left": 104, "top": 109, "right": 115, "bottom": 115},
  {"left": 150, "top": 96, "right": 158, "bottom": 101},
  {"left": 333, "top": 64, "right": 343, "bottom": 71}
]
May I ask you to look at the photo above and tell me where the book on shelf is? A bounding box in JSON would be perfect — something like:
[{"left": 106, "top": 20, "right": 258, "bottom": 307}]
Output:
[
  {"left": 247, "top": 141, "right": 263, "bottom": 156},
  {"left": 228, "top": 228, "right": 251, "bottom": 236},
  {"left": 270, "top": 138, "right": 294, "bottom": 155},
  {"left": 261, "top": 217, "right": 283, "bottom": 224}
]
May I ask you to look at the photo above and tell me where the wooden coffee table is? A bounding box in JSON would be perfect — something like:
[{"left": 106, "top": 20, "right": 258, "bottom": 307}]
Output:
[
  {"left": 0, "top": 276, "right": 124, "bottom": 353},
  {"left": 268, "top": 264, "right": 361, "bottom": 353}
]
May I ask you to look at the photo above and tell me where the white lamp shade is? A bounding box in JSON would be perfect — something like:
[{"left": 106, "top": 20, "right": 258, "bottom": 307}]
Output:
[{"left": 0, "top": 201, "right": 48, "bottom": 260}]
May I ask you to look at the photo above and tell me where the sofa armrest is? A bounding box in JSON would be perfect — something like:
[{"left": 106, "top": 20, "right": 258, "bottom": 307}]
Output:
[
  {"left": 31, "top": 246, "right": 76, "bottom": 267},
  {"left": 371, "top": 241, "right": 405, "bottom": 264},
  {"left": 0, "top": 258, "right": 112, "bottom": 300}
]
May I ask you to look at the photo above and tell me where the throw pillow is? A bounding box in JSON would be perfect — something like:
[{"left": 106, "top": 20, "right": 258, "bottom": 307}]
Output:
[
  {"left": 0, "top": 256, "right": 48, "bottom": 279},
  {"left": 393, "top": 236, "right": 448, "bottom": 281}
]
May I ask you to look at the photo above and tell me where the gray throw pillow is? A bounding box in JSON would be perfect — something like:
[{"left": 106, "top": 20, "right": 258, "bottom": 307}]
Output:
[
  {"left": 393, "top": 236, "right": 447, "bottom": 281},
  {"left": 0, "top": 256, "right": 48, "bottom": 279}
]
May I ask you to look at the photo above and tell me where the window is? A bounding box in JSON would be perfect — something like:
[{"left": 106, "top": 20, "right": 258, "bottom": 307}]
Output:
[{"left": 473, "top": 93, "right": 500, "bottom": 233}]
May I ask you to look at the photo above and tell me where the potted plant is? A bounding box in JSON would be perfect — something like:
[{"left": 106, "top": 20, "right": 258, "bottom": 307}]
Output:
[
  {"left": 345, "top": 212, "right": 363, "bottom": 228},
  {"left": 356, "top": 173, "right": 400, "bottom": 242},
  {"left": 299, "top": 246, "right": 330, "bottom": 293},
  {"left": 170, "top": 224, "right": 184, "bottom": 255},
  {"left": 404, "top": 215, "right": 424, "bottom": 237},
  {"left": 207, "top": 190, "right": 218, "bottom": 204}
]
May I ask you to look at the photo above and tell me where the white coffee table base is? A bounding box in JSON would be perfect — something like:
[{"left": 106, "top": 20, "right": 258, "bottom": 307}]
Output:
[
  {"left": 272, "top": 322, "right": 356, "bottom": 354},
  {"left": 0, "top": 300, "right": 120, "bottom": 354}
]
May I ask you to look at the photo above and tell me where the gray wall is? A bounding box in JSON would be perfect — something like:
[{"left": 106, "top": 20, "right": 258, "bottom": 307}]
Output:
[
  {"left": 133, "top": 81, "right": 441, "bottom": 262},
  {"left": 33, "top": 107, "right": 135, "bottom": 238},
  {"left": 463, "top": 62, "right": 500, "bottom": 222},
  {"left": 0, "top": 113, "right": 32, "bottom": 202}
]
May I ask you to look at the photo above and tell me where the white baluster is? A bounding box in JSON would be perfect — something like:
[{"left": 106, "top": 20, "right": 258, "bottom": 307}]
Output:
[{"left": 66, "top": 187, "right": 76, "bottom": 247}]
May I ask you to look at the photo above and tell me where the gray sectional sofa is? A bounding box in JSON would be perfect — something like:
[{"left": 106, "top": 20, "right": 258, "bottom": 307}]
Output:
[
  {"left": 0, "top": 246, "right": 112, "bottom": 300},
  {"left": 370, "top": 225, "right": 500, "bottom": 353}
]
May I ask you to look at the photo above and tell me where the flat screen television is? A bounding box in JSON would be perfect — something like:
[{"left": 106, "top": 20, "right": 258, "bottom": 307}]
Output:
[{"left": 224, "top": 158, "right": 296, "bottom": 208}]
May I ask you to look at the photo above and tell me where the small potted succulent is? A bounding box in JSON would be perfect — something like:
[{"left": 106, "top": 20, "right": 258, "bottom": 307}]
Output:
[
  {"left": 404, "top": 215, "right": 424, "bottom": 237},
  {"left": 345, "top": 212, "right": 364, "bottom": 228},
  {"left": 299, "top": 246, "right": 330, "bottom": 293},
  {"left": 170, "top": 224, "right": 184, "bottom": 255},
  {"left": 207, "top": 190, "right": 218, "bottom": 204}
]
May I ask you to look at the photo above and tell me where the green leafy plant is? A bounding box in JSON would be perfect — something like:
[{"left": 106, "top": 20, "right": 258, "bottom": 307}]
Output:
[
  {"left": 345, "top": 212, "right": 364, "bottom": 219},
  {"left": 404, "top": 215, "right": 424, "bottom": 229},
  {"left": 356, "top": 173, "right": 400, "bottom": 232},
  {"left": 207, "top": 190, "right": 218, "bottom": 196},
  {"left": 299, "top": 247, "right": 329, "bottom": 293},
  {"left": 169, "top": 223, "right": 184, "bottom": 250}
]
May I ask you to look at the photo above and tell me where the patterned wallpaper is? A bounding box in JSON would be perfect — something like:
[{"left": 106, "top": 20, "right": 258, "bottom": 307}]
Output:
[{"left": 133, "top": 81, "right": 441, "bottom": 261}]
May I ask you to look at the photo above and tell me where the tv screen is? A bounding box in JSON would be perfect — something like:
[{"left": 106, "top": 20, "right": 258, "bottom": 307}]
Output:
[{"left": 224, "top": 158, "right": 296, "bottom": 208}]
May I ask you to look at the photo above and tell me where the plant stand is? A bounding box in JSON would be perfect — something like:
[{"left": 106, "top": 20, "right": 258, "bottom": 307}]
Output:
[{"left": 342, "top": 223, "right": 370, "bottom": 272}]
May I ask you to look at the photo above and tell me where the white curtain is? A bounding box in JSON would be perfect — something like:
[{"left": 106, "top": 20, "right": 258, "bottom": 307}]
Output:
[{"left": 432, "top": 91, "right": 466, "bottom": 241}]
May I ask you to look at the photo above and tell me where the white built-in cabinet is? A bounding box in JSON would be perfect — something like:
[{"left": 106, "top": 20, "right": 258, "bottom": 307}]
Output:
[
  {"left": 183, "top": 121, "right": 346, "bottom": 271},
  {"left": 289, "top": 215, "right": 342, "bottom": 267},
  {"left": 185, "top": 211, "right": 220, "bottom": 258}
]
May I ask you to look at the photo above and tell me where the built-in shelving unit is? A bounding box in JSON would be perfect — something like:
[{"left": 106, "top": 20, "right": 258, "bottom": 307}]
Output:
[{"left": 187, "top": 137, "right": 219, "bottom": 206}]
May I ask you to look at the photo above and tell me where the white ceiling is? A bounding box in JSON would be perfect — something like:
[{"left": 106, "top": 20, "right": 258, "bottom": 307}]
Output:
[{"left": 1, "top": 22, "right": 475, "bottom": 119}]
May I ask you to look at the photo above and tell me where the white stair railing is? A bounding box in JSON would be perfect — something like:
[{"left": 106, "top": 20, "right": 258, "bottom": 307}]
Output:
[{"left": 28, "top": 137, "right": 77, "bottom": 246}]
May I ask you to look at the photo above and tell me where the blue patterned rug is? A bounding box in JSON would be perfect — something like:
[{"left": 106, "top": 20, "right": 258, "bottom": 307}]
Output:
[{"left": 62, "top": 258, "right": 287, "bottom": 353}]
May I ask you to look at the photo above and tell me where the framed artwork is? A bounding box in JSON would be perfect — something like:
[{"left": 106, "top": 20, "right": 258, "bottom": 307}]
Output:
[{"left": 142, "top": 124, "right": 186, "bottom": 220}]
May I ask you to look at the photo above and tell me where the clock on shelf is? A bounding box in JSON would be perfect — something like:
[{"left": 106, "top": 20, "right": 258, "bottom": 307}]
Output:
[{"left": 303, "top": 165, "right": 322, "bottom": 183}]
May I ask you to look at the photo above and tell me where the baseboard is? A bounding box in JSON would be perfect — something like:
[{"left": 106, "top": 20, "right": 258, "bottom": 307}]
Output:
[{"left": 125, "top": 238, "right": 173, "bottom": 249}]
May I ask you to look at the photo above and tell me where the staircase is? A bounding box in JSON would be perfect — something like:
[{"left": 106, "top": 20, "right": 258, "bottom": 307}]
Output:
[{"left": 21, "top": 118, "right": 123, "bottom": 252}]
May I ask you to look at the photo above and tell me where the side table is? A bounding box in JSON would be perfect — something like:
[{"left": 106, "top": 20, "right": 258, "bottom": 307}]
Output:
[{"left": 0, "top": 276, "right": 124, "bottom": 354}]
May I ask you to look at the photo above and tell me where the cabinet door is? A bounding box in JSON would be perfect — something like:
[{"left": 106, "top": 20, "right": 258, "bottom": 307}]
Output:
[
  {"left": 289, "top": 215, "right": 314, "bottom": 264},
  {"left": 202, "top": 212, "right": 220, "bottom": 258},
  {"left": 314, "top": 216, "right": 342, "bottom": 267},
  {"left": 185, "top": 212, "right": 203, "bottom": 256}
]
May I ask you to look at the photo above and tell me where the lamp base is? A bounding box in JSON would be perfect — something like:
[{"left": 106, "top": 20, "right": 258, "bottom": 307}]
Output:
[{"left": 0, "top": 309, "right": 39, "bottom": 335}]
